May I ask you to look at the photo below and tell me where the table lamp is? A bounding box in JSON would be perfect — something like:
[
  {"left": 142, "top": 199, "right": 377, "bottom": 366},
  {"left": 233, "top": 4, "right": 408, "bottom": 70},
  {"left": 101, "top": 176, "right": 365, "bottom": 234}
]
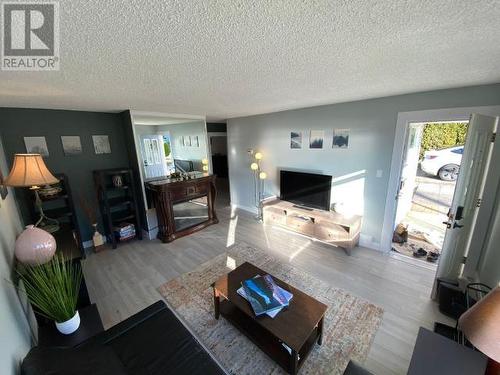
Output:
[
  {"left": 3, "top": 154, "right": 59, "bottom": 264},
  {"left": 4, "top": 154, "right": 59, "bottom": 217},
  {"left": 459, "top": 286, "right": 500, "bottom": 375}
]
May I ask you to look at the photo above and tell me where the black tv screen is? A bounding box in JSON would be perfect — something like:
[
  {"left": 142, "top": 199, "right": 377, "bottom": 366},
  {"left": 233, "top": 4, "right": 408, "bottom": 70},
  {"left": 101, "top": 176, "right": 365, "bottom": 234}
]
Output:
[{"left": 280, "top": 170, "right": 332, "bottom": 210}]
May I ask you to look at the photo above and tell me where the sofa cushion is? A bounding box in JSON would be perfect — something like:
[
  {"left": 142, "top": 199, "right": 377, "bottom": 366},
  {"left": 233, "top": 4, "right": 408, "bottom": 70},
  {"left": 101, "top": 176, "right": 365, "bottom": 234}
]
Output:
[
  {"left": 21, "top": 345, "right": 128, "bottom": 375},
  {"left": 106, "top": 306, "right": 223, "bottom": 375}
]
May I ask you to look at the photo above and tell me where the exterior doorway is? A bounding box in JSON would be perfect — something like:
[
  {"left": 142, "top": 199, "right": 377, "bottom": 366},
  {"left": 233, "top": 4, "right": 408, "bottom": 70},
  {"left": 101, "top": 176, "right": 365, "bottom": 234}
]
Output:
[{"left": 392, "top": 121, "right": 469, "bottom": 266}]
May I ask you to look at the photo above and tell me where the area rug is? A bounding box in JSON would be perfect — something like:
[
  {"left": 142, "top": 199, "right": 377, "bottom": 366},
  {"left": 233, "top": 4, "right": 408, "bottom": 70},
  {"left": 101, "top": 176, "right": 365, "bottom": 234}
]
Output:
[{"left": 158, "top": 243, "right": 383, "bottom": 374}]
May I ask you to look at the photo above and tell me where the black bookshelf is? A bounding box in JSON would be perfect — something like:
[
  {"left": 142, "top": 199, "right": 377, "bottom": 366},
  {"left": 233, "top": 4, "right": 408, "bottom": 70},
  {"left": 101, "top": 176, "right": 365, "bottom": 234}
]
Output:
[
  {"left": 24, "top": 173, "right": 84, "bottom": 259},
  {"left": 93, "top": 168, "right": 142, "bottom": 249}
]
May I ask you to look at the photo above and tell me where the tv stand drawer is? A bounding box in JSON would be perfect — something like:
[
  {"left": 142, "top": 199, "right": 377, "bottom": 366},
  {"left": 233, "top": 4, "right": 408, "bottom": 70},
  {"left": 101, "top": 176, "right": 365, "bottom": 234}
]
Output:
[
  {"left": 286, "top": 215, "right": 314, "bottom": 236},
  {"left": 263, "top": 206, "right": 286, "bottom": 225},
  {"left": 314, "top": 223, "right": 349, "bottom": 241}
]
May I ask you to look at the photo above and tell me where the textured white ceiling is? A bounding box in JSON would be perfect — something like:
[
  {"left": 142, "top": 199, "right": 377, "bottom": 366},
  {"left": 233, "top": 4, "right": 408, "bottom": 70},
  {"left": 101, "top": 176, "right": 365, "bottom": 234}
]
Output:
[{"left": 1, "top": 1, "right": 499, "bottom": 120}]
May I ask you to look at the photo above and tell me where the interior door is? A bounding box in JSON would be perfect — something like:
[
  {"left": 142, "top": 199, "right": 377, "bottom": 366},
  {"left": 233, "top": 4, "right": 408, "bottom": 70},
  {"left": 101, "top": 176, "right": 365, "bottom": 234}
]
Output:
[{"left": 434, "top": 114, "right": 498, "bottom": 291}]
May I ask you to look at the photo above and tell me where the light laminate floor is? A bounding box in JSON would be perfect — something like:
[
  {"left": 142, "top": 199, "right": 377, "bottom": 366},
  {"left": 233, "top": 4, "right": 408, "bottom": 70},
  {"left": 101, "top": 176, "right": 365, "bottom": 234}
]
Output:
[{"left": 82, "top": 194, "right": 453, "bottom": 375}]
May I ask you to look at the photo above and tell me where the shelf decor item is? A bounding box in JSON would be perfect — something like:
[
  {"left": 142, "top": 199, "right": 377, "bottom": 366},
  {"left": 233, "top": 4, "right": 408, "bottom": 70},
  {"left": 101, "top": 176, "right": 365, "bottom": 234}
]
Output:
[
  {"left": 92, "top": 223, "right": 105, "bottom": 251},
  {"left": 14, "top": 225, "right": 56, "bottom": 265},
  {"left": 16, "top": 253, "right": 83, "bottom": 335},
  {"left": 80, "top": 194, "right": 104, "bottom": 252}
]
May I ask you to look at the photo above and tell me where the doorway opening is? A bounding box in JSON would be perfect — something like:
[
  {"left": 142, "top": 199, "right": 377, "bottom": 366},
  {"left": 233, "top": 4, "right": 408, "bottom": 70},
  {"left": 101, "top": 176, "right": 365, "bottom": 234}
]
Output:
[
  {"left": 207, "top": 122, "right": 230, "bottom": 207},
  {"left": 391, "top": 121, "right": 469, "bottom": 266}
]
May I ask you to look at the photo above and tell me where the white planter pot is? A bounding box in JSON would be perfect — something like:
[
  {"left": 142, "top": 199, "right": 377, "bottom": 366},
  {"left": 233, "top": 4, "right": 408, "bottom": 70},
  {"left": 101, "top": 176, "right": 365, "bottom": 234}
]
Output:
[{"left": 55, "top": 311, "right": 80, "bottom": 335}]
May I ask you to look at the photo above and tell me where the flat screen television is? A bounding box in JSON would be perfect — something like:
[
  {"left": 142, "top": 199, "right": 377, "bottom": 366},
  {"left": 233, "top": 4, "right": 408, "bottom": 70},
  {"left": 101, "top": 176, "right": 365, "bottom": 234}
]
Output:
[{"left": 280, "top": 170, "right": 332, "bottom": 210}]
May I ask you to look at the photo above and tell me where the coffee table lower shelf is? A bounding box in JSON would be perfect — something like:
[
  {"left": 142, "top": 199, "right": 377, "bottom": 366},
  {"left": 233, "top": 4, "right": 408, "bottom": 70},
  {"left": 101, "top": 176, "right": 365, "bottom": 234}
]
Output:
[{"left": 218, "top": 299, "right": 320, "bottom": 374}]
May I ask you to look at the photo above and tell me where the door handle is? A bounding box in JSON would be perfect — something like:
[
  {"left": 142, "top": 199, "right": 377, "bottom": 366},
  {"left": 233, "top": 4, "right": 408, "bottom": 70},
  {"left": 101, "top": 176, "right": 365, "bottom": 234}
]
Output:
[{"left": 442, "top": 221, "right": 451, "bottom": 229}]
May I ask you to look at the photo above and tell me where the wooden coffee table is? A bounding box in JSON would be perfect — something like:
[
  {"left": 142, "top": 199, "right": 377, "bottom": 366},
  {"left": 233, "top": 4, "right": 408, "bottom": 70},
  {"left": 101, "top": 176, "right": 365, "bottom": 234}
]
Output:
[{"left": 213, "top": 262, "right": 327, "bottom": 374}]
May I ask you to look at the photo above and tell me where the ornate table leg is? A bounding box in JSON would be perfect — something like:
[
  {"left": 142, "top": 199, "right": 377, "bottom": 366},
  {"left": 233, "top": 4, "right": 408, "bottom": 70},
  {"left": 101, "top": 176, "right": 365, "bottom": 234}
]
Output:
[{"left": 213, "top": 287, "right": 220, "bottom": 320}]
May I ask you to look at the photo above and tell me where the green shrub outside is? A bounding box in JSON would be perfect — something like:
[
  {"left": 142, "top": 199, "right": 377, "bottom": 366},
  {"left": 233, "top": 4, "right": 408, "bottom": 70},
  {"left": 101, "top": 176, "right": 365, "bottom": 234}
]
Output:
[{"left": 419, "top": 122, "right": 468, "bottom": 159}]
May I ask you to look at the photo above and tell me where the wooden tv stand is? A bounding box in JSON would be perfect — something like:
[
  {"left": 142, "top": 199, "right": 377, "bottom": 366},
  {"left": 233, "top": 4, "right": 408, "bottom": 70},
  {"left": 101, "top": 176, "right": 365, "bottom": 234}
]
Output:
[{"left": 263, "top": 200, "right": 362, "bottom": 255}]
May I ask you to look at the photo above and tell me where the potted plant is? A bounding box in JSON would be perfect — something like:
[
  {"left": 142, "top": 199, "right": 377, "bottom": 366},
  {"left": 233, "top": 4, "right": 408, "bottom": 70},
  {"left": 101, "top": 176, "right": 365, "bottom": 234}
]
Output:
[{"left": 17, "top": 253, "right": 82, "bottom": 334}]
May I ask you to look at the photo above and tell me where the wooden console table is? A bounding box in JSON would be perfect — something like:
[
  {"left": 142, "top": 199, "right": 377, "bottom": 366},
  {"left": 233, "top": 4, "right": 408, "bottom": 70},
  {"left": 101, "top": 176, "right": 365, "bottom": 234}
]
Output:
[
  {"left": 263, "top": 199, "right": 362, "bottom": 254},
  {"left": 146, "top": 174, "right": 218, "bottom": 242}
]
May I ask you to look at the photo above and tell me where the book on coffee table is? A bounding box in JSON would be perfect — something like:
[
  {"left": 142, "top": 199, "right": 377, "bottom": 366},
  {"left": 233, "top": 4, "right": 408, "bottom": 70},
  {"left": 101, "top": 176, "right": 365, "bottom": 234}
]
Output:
[
  {"left": 237, "top": 276, "right": 293, "bottom": 318},
  {"left": 241, "top": 274, "right": 292, "bottom": 316}
]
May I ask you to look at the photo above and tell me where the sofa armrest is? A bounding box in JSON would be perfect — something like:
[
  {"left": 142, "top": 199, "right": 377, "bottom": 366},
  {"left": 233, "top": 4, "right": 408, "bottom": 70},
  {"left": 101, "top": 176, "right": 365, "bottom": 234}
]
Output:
[{"left": 79, "top": 300, "right": 167, "bottom": 347}]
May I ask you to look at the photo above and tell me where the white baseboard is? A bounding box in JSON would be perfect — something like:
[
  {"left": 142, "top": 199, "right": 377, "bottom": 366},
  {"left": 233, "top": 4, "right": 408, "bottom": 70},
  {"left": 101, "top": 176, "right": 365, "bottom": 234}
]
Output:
[
  {"left": 231, "top": 203, "right": 258, "bottom": 214},
  {"left": 359, "top": 234, "right": 382, "bottom": 252}
]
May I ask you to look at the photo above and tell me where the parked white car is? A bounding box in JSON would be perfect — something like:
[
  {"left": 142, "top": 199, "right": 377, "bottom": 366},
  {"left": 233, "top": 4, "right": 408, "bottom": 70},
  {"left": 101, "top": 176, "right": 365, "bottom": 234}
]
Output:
[{"left": 420, "top": 146, "right": 463, "bottom": 181}]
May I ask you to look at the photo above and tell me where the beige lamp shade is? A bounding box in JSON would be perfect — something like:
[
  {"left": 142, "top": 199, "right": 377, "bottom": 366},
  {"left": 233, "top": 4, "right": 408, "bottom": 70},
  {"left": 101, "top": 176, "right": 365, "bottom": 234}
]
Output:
[
  {"left": 3, "top": 154, "right": 58, "bottom": 188},
  {"left": 458, "top": 286, "right": 500, "bottom": 361}
]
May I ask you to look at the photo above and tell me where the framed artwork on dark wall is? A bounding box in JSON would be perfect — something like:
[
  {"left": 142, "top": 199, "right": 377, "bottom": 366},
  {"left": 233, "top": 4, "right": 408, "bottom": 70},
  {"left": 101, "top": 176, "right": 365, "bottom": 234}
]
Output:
[
  {"left": 24, "top": 136, "right": 49, "bottom": 157},
  {"left": 61, "top": 136, "right": 83, "bottom": 155},
  {"left": 92, "top": 135, "right": 111, "bottom": 154}
]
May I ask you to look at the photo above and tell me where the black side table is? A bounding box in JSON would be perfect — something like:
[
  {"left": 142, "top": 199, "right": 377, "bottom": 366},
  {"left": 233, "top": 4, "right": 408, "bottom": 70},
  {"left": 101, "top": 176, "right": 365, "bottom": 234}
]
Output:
[
  {"left": 37, "top": 304, "right": 104, "bottom": 347},
  {"left": 408, "top": 327, "right": 487, "bottom": 375}
]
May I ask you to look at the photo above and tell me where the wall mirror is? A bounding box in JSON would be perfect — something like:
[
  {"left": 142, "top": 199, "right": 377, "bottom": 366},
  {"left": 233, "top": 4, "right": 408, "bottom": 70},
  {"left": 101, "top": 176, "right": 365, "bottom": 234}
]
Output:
[{"left": 130, "top": 113, "right": 210, "bottom": 235}]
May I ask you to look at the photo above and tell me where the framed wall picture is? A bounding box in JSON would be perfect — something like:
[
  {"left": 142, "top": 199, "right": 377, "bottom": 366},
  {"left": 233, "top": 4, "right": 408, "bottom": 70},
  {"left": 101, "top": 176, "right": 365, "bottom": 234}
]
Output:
[
  {"left": 61, "top": 136, "right": 82, "bottom": 155},
  {"left": 290, "top": 131, "right": 302, "bottom": 149},
  {"left": 92, "top": 135, "right": 111, "bottom": 154},
  {"left": 309, "top": 130, "right": 324, "bottom": 149},
  {"left": 24, "top": 136, "right": 49, "bottom": 157},
  {"left": 332, "top": 129, "right": 350, "bottom": 148}
]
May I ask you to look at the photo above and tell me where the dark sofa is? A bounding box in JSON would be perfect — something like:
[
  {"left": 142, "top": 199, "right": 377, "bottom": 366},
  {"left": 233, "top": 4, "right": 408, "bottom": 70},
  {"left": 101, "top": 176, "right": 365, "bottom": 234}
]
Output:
[{"left": 21, "top": 301, "right": 226, "bottom": 375}]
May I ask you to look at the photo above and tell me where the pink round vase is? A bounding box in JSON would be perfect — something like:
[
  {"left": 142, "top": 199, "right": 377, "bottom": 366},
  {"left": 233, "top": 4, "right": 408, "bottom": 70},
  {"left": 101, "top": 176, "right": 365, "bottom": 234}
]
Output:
[{"left": 15, "top": 225, "right": 56, "bottom": 265}]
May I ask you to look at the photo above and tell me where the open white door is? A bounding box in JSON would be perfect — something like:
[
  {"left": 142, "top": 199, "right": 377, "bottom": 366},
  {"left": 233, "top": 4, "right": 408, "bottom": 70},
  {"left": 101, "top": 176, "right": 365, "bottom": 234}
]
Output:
[
  {"left": 434, "top": 114, "right": 498, "bottom": 292},
  {"left": 139, "top": 134, "right": 167, "bottom": 179}
]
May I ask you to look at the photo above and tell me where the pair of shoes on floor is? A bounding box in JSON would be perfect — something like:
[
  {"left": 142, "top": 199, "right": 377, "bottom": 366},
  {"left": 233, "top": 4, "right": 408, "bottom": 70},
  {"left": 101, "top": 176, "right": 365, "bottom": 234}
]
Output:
[
  {"left": 413, "top": 248, "right": 427, "bottom": 258},
  {"left": 427, "top": 251, "right": 440, "bottom": 263}
]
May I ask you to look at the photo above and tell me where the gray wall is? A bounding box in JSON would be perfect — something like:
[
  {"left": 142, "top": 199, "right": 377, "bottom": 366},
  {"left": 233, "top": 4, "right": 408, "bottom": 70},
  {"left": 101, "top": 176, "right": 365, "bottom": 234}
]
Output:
[
  {"left": 0, "top": 108, "right": 131, "bottom": 242},
  {"left": 227, "top": 84, "right": 500, "bottom": 248},
  {"left": 0, "top": 136, "right": 33, "bottom": 374}
]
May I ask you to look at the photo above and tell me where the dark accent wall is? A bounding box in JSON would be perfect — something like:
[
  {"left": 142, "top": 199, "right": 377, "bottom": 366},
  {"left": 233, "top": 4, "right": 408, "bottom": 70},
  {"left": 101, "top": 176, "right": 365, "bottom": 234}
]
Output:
[
  {"left": 207, "top": 122, "right": 227, "bottom": 132},
  {"left": 0, "top": 108, "right": 131, "bottom": 243}
]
